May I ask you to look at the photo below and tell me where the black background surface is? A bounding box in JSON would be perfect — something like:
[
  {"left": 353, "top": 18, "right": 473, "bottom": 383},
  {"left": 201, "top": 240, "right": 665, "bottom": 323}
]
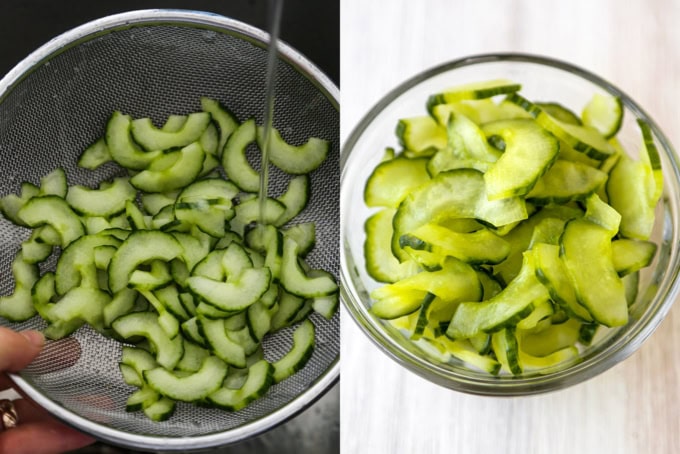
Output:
[{"left": 0, "top": 0, "right": 339, "bottom": 85}]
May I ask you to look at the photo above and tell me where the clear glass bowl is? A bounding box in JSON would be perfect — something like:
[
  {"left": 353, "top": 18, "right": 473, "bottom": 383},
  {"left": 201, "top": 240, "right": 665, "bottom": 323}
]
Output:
[{"left": 340, "top": 53, "right": 680, "bottom": 395}]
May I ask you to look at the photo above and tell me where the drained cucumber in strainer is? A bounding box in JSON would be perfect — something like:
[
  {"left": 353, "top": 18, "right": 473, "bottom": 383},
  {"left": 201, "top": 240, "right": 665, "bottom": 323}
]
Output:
[
  {"left": 363, "top": 80, "right": 662, "bottom": 376},
  {"left": 0, "top": 98, "right": 337, "bottom": 420}
]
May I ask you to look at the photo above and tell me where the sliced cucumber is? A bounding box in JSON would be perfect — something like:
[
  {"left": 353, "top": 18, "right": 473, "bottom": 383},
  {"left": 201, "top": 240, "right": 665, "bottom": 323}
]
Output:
[
  {"left": 112, "top": 312, "right": 184, "bottom": 370},
  {"left": 208, "top": 360, "right": 273, "bottom": 411},
  {"left": 279, "top": 237, "right": 338, "bottom": 298},
  {"left": 130, "top": 142, "right": 205, "bottom": 193},
  {"left": 561, "top": 219, "right": 627, "bottom": 327},
  {"left": 272, "top": 319, "right": 315, "bottom": 383},
  {"left": 396, "top": 116, "right": 446, "bottom": 154},
  {"left": 222, "top": 119, "right": 260, "bottom": 192},
  {"left": 525, "top": 160, "right": 607, "bottom": 205},
  {"left": 200, "top": 97, "right": 240, "bottom": 153},
  {"left": 131, "top": 112, "right": 211, "bottom": 151},
  {"left": 0, "top": 253, "right": 39, "bottom": 322},
  {"left": 258, "top": 126, "right": 330, "bottom": 175},
  {"left": 145, "top": 355, "right": 227, "bottom": 402},
  {"left": 427, "top": 79, "right": 521, "bottom": 111},
  {"left": 581, "top": 93, "right": 623, "bottom": 139},
  {"left": 391, "top": 169, "right": 527, "bottom": 262},
  {"left": 364, "top": 156, "right": 430, "bottom": 208},
  {"left": 78, "top": 138, "right": 112, "bottom": 170},
  {"left": 106, "top": 111, "right": 161, "bottom": 170},
  {"left": 364, "top": 208, "right": 420, "bottom": 283},
  {"left": 108, "top": 230, "right": 183, "bottom": 293},
  {"left": 187, "top": 268, "right": 271, "bottom": 313},
  {"left": 18, "top": 196, "right": 84, "bottom": 247},
  {"left": 66, "top": 177, "right": 136, "bottom": 217},
  {"left": 506, "top": 92, "right": 615, "bottom": 160},
  {"left": 275, "top": 175, "right": 310, "bottom": 226},
  {"left": 447, "top": 253, "right": 549, "bottom": 339},
  {"left": 482, "top": 118, "right": 559, "bottom": 200}
]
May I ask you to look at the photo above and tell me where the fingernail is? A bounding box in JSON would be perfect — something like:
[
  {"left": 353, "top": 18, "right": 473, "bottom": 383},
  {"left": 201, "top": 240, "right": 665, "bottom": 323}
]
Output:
[{"left": 20, "top": 330, "right": 45, "bottom": 348}]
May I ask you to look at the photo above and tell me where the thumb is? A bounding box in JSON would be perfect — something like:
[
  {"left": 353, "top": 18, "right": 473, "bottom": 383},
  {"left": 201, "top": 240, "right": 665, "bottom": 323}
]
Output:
[{"left": 0, "top": 327, "right": 44, "bottom": 372}]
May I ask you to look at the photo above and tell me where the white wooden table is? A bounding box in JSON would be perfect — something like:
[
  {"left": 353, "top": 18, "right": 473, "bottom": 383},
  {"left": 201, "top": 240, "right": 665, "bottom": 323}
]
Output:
[{"left": 340, "top": 1, "right": 680, "bottom": 453}]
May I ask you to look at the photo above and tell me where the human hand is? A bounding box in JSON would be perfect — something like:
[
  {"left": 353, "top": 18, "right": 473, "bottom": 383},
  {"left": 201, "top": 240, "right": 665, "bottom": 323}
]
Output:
[{"left": 0, "top": 327, "right": 95, "bottom": 454}]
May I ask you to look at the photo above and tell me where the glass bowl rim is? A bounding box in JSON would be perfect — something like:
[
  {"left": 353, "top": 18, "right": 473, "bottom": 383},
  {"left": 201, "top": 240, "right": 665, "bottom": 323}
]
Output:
[{"left": 340, "top": 52, "right": 680, "bottom": 396}]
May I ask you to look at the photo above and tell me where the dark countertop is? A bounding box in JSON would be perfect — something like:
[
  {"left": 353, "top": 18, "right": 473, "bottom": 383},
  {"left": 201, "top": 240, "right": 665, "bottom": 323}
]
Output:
[
  {"left": 0, "top": 2, "right": 339, "bottom": 453},
  {"left": 0, "top": 0, "right": 339, "bottom": 85}
]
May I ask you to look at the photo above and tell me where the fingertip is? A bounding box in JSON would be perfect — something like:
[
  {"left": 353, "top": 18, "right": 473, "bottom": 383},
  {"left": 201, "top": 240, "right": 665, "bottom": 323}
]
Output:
[
  {"left": 0, "top": 328, "right": 44, "bottom": 372},
  {"left": 19, "top": 330, "right": 44, "bottom": 349}
]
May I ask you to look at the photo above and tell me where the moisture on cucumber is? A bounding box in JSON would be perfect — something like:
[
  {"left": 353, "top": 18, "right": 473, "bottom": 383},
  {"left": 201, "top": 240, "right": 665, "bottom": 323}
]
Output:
[
  {"left": 363, "top": 79, "right": 663, "bottom": 376},
  {"left": 0, "top": 98, "right": 337, "bottom": 420}
]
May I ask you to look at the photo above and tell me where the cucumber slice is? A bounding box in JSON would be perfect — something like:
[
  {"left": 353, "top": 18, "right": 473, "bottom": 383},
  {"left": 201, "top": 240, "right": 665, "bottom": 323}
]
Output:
[
  {"left": 536, "top": 102, "right": 582, "bottom": 125},
  {"left": 108, "top": 230, "right": 183, "bottom": 293},
  {"left": 198, "top": 317, "right": 247, "bottom": 368},
  {"left": 126, "top": 386, "right": 160, "bottom": 412},
  {"left": 607, "top": 153, "right": 654, "bottom": 239},
  {"left": 66, "top": 177, "right": 136, "bottom": 217},
  {"left": 106, "top": 111, "right": 162, "bottom": 169},
  {"left": 78, "top": 138, "right": 112, "bottom": 170},
  {"left": 447, "top": 252, "right": 549, "bottom": 339},
  {"left": 275, "top": 175, "right": 310, "bottom": 226},
  {"left": 130, "top": 142, "right": 205, "bottom": 193},
  {"left": 531, "top": 243, "right": 593, "bottom": 322},
  {"left": 112, "top": 312, "right": 184, "bottom": 370},
  {"left": 131, "top": 112, "right": 211, "bottom": 151},
  {"left": 145, "top": 355, "right": 227, "bottom": 402},
  {"left": 200, "top": 97, "right": 240, "bottom": 153},
  {"left": 611, "top": 239, "right": 657, "bottom": 277},
  {"left": 364, "top": 208, "right": 420, "bottom": 284},
  {"left": 18, "top": 196, "right": 84, "bottom": 247},
  {"left": 0, "top": 253, "right": 39, "bottom": 322},
  {"left": 279, "top": 237, "right": 338, "bottom": 298},
  {"left": 482, "top": 118, "right": 559, "bottom": 200},
  {"left": 391, "top": 169, "right": 528, "bottom": 262},
  {"left": 371, "top": 258, "right": 480, "bottom": 319},
  {"left": 0, "top": 182, "right": 40, "bottom": 226},
  {"left": 222, "top": 119, "right": 260, "bottom": 192},
  {"left": 143, "top": 397, "right": 176, "bottom": 422},
  {"left": 506, "top": 92, "right": 615, "bottom": 160},
  {"left": 272, "top": 319, "right": 315, "bottom": 383},
  {"left": 208, "top": 360, "right": 273, "bottom": 411},
  {"left": 282, "top": 223, "right": 316, "bottom": 257},
  {"left": 525, "top": 160, "right": 607, "bottom": 205},
  {"left": 364, "top": 156, "right": 430, "bottom": 208},
  {"left": 560, "top": 219, "right": 627, "bottom": 327},
  {"left": 401, "top": 223, "right": 511, "bottom": 265},
  {"left": 187, "top": 268, "right": 271, "bottom": 313},
  {"left": 396, "top": 116, "right": 446, "bottom": 154},
  {"left": 581, "top": 93, "right": 623, "bottom": 139},
  {"left": 638, "top": 119, "right": 663, "bottom": 206},
  {"left": 258, "top": 126, "right": 330, "bottom": 175},
  {"left": 427, "top": 79, "right": 521, "bottom": 112},
  {"left": 39, "top": 168, "right": 68, "bottom": 198}
]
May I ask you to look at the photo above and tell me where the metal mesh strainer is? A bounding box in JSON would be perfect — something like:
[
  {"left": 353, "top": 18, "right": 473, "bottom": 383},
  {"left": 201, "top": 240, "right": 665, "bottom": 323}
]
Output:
[{"left": 0, "top": 9, "right": 339, "bottom": 451}]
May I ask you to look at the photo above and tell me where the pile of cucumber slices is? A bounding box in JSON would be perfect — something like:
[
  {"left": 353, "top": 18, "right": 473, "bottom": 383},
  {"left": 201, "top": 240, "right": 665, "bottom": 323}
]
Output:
[
  {"left": 364, "top": 80, "right": 662, "bottom": 376},
  {"left": 0, "top": 97, "right": 338, "bottom": 421}
]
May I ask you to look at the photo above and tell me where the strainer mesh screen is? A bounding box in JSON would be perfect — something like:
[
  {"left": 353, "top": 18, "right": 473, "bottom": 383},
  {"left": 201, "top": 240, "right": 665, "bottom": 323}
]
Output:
[{"left": 0, "top": 21, "right": 339, "bottom": 439}]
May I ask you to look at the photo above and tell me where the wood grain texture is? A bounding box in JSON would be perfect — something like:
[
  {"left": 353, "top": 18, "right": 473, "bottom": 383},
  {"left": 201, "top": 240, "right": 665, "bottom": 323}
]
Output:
[{"left": 340, "top": 1, "right": 680, "bottom": 453}]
